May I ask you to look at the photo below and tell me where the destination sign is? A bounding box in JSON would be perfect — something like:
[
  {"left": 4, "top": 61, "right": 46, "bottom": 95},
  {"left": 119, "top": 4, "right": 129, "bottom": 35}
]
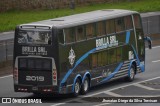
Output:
[{"left": 22, "top": 46, "right": 47, "bottom": 55}]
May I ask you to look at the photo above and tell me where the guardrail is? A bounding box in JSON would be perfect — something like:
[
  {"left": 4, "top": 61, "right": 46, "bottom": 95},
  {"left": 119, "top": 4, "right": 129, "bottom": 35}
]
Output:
[
  {"left": 141, "top": 12, "right": 160, "bottom": 47},
  {"left": 141, "top": 12, "right": 160, "bottom": 35},
  {"left": 0, "top": 39, "right": 13, "bottom": 62}
]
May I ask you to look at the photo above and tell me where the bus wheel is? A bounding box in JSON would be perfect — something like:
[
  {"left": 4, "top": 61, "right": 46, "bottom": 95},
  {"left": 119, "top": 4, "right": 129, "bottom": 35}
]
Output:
[
  {"left": 73, "top": 78, "right": 81, "bottom": 96},
  {"left": 81, "top": 77, "right": 89, "bottom": 95},
  {"left": 126, "top": 65, "right": 135, "bottom": 82}
]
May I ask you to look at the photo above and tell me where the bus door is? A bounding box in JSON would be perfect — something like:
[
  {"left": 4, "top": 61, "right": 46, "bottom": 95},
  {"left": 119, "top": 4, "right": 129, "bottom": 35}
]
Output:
[{"left": 133, "top": 14, "right": 145, "bottom": 61}]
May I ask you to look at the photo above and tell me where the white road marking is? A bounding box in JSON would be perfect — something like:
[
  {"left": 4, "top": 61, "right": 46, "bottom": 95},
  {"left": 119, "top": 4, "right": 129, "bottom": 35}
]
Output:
[
  {"left": 104, "top": 91, "right": 122, "bottom": 97},
  {"left": 50, "top": 103, "right": 66, "bottom": 106},
  {"left": 152, "top": 60, "right": 160, "bottom": 63},
  {"left": 152, "top": 45, "right": 160, "bottom": 49},
  {"left": 0, "top": 75, "right": 12, "bottom": 79},
  {"left": 146, "top": 45, "right": 160, "bottom": 50},
  {"left": 134, "top": 83, "right": 155, "bottom": 90},
  {"left": 93, "top": 103, "right": 110, "bottom": 106},
  {"left": 84, "top": 76, "right": 160, "bottom": 97}
]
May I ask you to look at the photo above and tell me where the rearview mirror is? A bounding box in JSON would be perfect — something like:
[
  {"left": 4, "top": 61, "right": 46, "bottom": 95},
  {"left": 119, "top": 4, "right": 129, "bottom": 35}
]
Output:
[{"left": 144, "top": 36, "right": 152, "bottom": 49}]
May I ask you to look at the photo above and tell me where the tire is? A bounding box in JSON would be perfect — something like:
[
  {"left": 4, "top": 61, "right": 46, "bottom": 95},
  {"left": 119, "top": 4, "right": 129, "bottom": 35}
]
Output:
[
  {"left": 126, "top": 65, "right": 135, "bottom": 82},
  {"left": 73, "top": 78, "right": 81, "bottom": 96},
  {"left": 81, "top": 77, "right": 89, "bottom": 95}
]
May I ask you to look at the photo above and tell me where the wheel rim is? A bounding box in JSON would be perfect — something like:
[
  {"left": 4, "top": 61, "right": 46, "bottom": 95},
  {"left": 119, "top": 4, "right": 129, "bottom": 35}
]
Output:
[
  {"left": 75, "top": 82, "right": 80, "bottom": 94},
  {"left": 84, "top": 79, "right": 88, "bottom": 91},
  {"left": 130, "top": 68, "right": 135, "bottom": 79}
]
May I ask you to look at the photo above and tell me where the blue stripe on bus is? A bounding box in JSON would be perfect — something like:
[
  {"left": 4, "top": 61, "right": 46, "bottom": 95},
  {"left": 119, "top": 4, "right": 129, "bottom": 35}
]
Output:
[
  {"left": 131, "top": 45, "right": 145, "bottom": 72},
  {"left": 126, "top": 31, "right": 131, "bottom": 44},
  {"left": 99, "top": 62, "right": 123, "bottom": 84},
  {"left": 60, "top": 48, "right": 96, "bottom": 85}
]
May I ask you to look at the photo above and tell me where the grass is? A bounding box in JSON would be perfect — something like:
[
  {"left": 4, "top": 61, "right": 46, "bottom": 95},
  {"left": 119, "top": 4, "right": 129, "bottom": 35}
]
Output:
[
  {"left": 0, "top": 0, "right": 160, "bottom": 32},
  {"left": 0, "top": 60, "right": 12, "bottom": 68}
]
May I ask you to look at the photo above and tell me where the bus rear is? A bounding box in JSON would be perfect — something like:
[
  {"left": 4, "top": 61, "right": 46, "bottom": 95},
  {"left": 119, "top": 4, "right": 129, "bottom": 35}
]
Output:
[{"left": 13, "top": 25, "right": 59, "bottom": 94}]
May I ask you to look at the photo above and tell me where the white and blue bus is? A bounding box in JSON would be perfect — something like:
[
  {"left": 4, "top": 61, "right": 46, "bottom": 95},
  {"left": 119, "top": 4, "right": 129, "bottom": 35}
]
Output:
[{"left": 13, "top": 9, "right": 152, "bottom": 96}]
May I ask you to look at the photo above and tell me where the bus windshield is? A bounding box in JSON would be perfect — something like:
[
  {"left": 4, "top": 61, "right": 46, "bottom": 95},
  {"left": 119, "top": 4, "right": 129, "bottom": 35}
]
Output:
[{"left": 17, "top": 30, "right": 52, "bottom": 45}]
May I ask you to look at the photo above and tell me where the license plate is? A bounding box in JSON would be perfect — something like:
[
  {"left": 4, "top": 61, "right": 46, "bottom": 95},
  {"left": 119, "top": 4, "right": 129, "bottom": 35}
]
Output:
[{"left": 32, "top": 86, "right": 38, "bottom": 91}]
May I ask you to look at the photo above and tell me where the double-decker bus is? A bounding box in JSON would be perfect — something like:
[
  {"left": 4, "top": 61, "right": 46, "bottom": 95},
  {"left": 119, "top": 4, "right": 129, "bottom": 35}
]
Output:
[{"left": 13, "top": 9, "right": 152, "bottom": 96}]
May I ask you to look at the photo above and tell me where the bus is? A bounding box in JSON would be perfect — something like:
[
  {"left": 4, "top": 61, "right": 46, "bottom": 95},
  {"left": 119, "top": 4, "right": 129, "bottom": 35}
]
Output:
[{"left": 13, "top": 9, "right": 152, "bottom": 96}]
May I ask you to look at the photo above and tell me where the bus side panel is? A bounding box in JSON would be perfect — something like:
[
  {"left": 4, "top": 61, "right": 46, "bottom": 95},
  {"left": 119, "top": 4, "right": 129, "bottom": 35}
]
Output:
[{"left": 58, "top": 39, "right": 96, "bottom": 93}]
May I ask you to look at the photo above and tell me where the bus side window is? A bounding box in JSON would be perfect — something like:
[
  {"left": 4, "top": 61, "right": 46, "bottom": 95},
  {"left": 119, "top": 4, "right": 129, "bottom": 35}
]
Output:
[
  {"left": 106, "top": 19, "right": 115, "bottom": 34},
  {"left": 92, "top": 54, "right": 97, "bottom": 68},
  {"left": 124, "top": 16, "right": 133, "bottom": 30},
  {"left": 117, "top": 47, "right": 122, "bottom": 62},
  {"left": 64, "top": 28, "right": 75, "bottom": 43},
  {"left": 86, "top": 23, "right": 95, "bottom": 39},
  {"left": 122, "top": 45, "right": 128, "bottom": 61},
  {"left": 97, "top": 52, "right": 102, "bottom": 67},
  {"left": 76, "top": 25, "right": 85, "bottom": 41},
  {"left": 115, "top": 18, "right": 125, "bottom": 32},
  {"left": 101, "top": 51, "right": 108, "bottom": 66},
  {"left": 58, "top": 30, "right": 64, "bottom": 44},
  {"left": 109, "top": 49, "right": 117, "bottom": 64},
  {"left": 97, "top": 21, "right": 105, "bottom": 37}
]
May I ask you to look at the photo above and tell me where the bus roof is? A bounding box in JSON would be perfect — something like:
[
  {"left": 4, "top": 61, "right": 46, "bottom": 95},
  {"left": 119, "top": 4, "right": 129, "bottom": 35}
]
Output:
[{"left": 19, "top": 9, "right": 138, "bottom": 29}]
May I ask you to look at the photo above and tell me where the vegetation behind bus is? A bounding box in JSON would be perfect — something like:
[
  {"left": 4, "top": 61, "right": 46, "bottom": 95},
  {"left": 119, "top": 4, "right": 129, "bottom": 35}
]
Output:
[{"left": 0, "top": 0, "right": 160, "bottom": 32}]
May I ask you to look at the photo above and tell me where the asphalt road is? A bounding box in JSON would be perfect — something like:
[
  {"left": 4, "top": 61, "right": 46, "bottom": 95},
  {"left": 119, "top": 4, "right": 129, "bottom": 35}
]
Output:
[{"left": 0, "top": 45, "right": 160, "bottom": 106}]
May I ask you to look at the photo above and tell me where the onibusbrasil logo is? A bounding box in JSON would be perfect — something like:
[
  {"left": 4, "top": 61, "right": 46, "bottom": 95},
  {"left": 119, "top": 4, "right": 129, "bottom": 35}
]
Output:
[{"left": 1, "top": 98, "right": 42, "bottom": 103}]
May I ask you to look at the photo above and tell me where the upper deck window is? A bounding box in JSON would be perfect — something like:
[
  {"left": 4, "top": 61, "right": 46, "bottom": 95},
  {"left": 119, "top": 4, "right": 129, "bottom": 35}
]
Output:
[
  {"left": 64, "top": 28, "right": 75, "bottom": 43},
  {"left": 133, "top": 14, "right": 142, "bottom": 29},
  {"left": 97, "top": 21, "right": 105, "bottom": 36},
  {"left": 106, "top": 19, "right": 115, "bottom": 34},
  {"left": 124, "top": 16, "right": 133, "bottom": 30},
  {"left": 76, "top": 25, "right": 85, "bottom": 41},
  {"left": 86, "top": 23, "right": 95, "bottom": 39},
  {"left": 58, "top": 29, "right": 64, "bottom": 44},
  {"left": 115, "top": 18, "right": 125, "bottom": 32},
  {"left": 17, "top": 30, "right": 52, "bottom": 45}
]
